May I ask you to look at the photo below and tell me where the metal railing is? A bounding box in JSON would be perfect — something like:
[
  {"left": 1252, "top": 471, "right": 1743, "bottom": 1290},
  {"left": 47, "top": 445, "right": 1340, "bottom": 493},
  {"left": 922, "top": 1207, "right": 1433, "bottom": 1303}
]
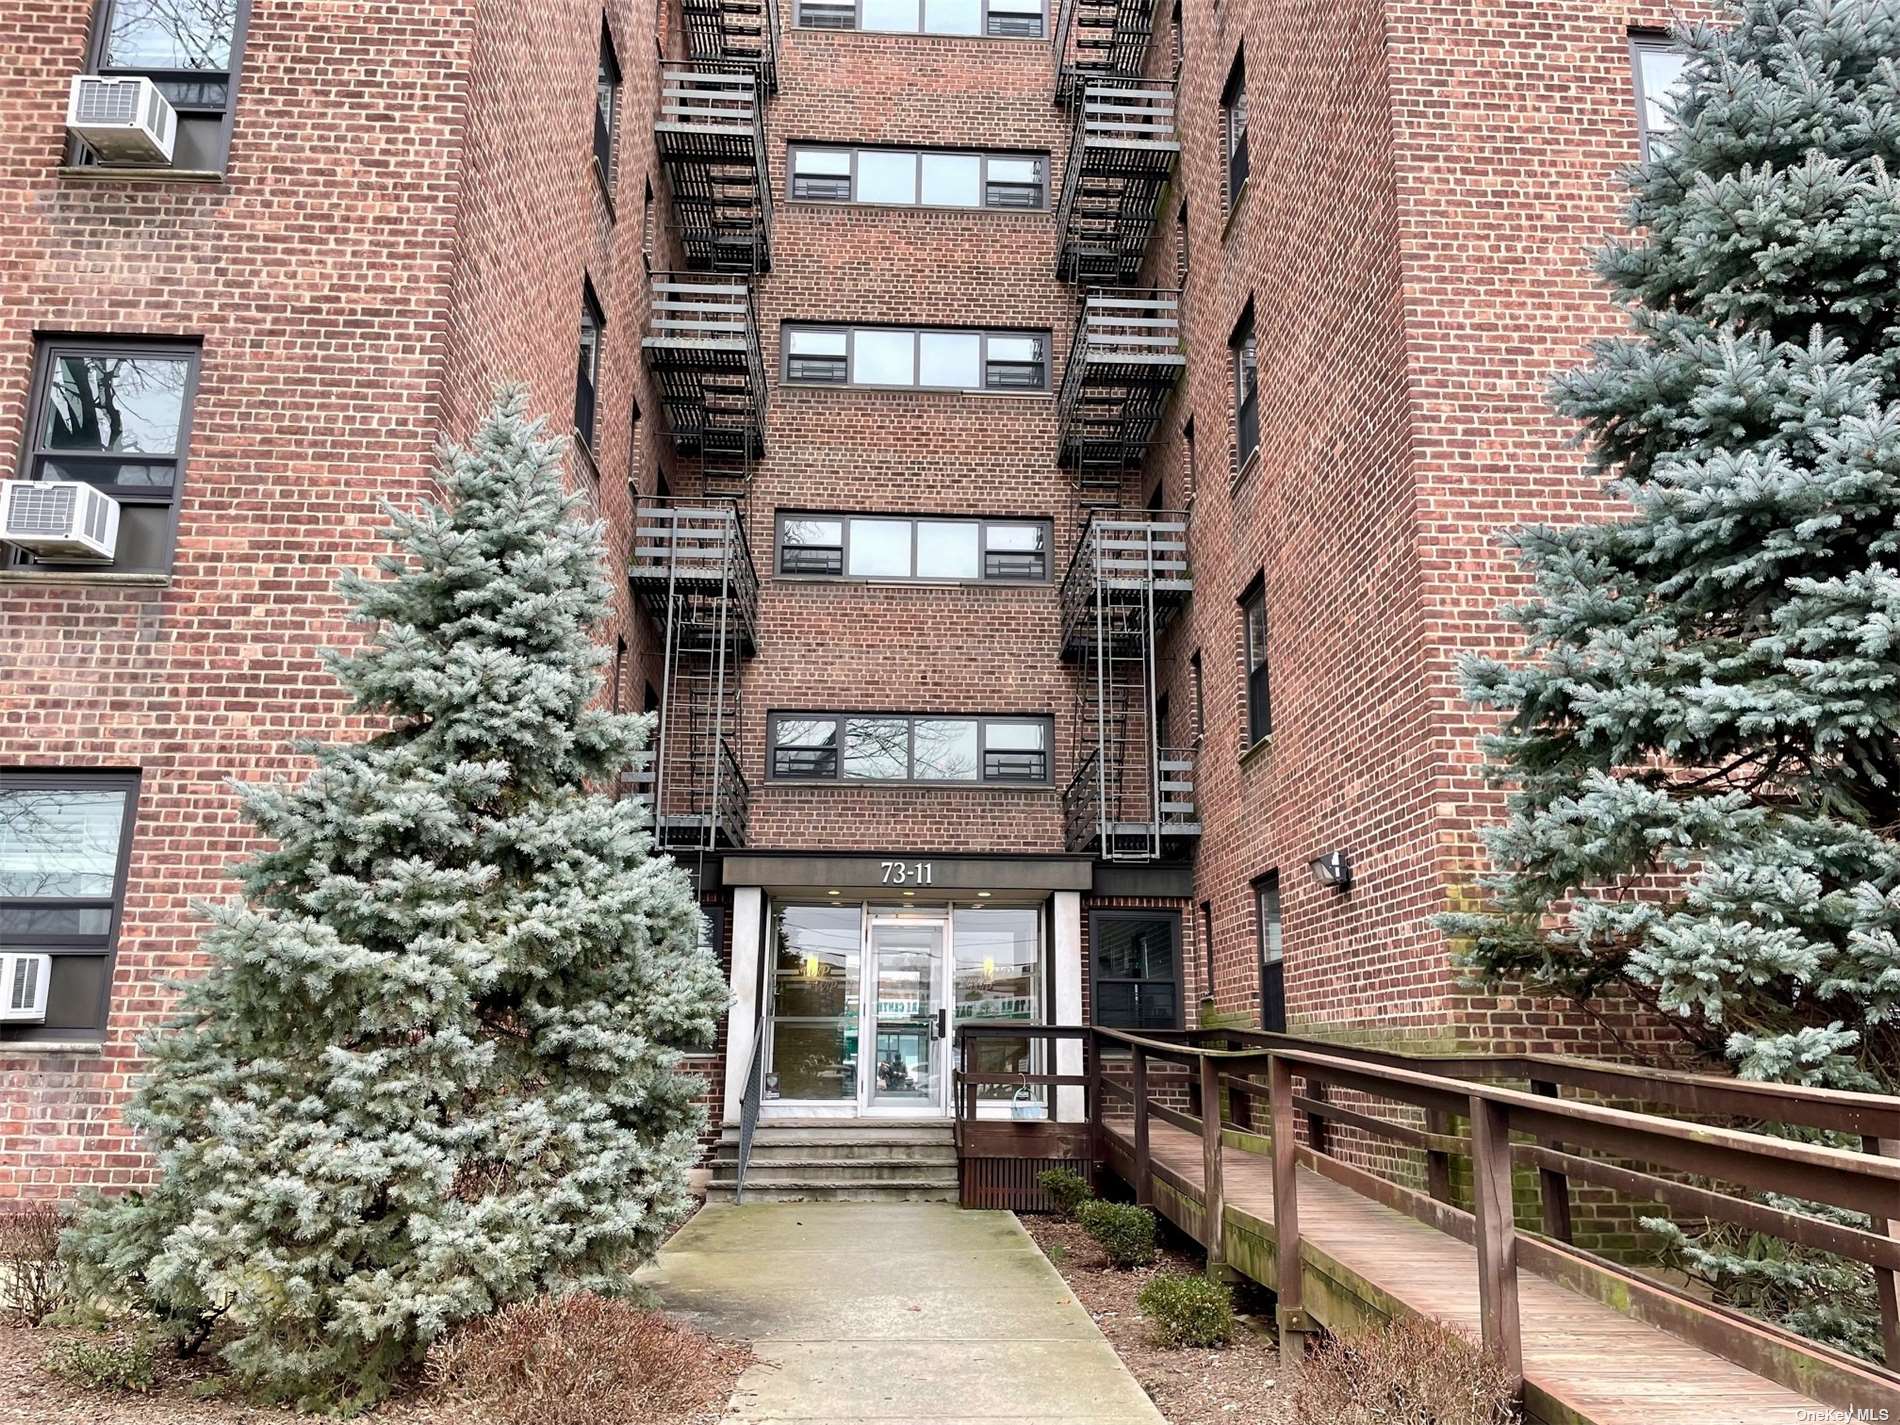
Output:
[
  {"left": 654, "top": 62, "right": 773, "bottom": 272},
  {"left": 643, "top": 272, "right": 769, "bottom": 458},
  {"left": 680, "top": 0, "right": 781, "bottom": 91},
  {"left": 1055, "top": 288, "right": 1185, "bottom": 482},
  {"left": 733, "top": 1016, "right": 767, "bottom": 1203},
  {"left": 1058, "top": 507, "right": 1191, "bottom": 649},
  {"left": 628, "top": 496, "right": 761, "bottom": 647},
  {"left": 1054, "top": 80, "right": 1178, "bottom": 284}
]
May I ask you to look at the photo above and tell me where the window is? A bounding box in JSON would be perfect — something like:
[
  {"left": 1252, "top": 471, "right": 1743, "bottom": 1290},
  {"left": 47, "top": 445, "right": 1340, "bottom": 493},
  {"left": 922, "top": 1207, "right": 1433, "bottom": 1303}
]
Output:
[
  {"left": 1182, "top": 414, "right": 1198, "bottom": 503},
  {"left": 1241, "top": 579, "right": 1271, "bottom": 744},
  {"left": 13, "top": 338, "right": 201, "bottom": 574},
  {"left": 782, "top": 325, "right": 1049, "bottom": 393},
  {"left": 1189, "top": 649, "right": 1205, "bottom": 743},
  {"left": 1090, "top": 909, "right": 1181, "bottom": 1031},
  {"left": 777, "top": 513, "right": 1050, "bottom": 581},
  {"left": 641, "top": 178, "right": 655, "bottom": 268},
  {"left": 1630, "top": 34, "right": 1688, "bottom": 162},
  {"left": 1175, "top": 200, "right": 1190, "bottom": 286},
  {"left": 789, "top": 146, "right": 1047, "bottom": 209},
  {"left": 1256, "top": 872, "right": 1284, "bottom": 1032},
  {"left": 1221, "top": 51, "right": 1249, "bottom": 212},
  {"left": 0, "top": 769, "right": 140, "bottom": 1041},
  {"left": 795, "top": 0, "right": 1045, "bottom": 37},
  {"left": 1198, "top": 898, "right": 1213, "bottom": 998},
  {"left": 769, "top": 714, "right": 1051, "bottom": 784},
  {"left": 953, "top": 906, "right": 1043, "bottom": 1102},
  {"left": 1230, "top": 303, "right": 1258, "bottom": 472},
  {"left": 594, "top": 23, "right": 621, "bottom": 186},
  {"left": 575, "top": 282, "right": 604, "bottom": 448},
  {"left": 80, "top": 0, "right": 250, "bottom": 171}
]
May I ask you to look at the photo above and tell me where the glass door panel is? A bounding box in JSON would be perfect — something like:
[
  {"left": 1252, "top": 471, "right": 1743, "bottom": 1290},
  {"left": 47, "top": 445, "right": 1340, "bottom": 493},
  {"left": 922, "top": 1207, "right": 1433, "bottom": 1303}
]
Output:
[
  {"left": 866, "top": 919, "right": 943, "bottom": 1109},
  {"left": 951, "top": 906, "right": 1042, "bottom": 1108},
  {"left": 766, "top": 904, "right": 863, "bottom": 1102}
]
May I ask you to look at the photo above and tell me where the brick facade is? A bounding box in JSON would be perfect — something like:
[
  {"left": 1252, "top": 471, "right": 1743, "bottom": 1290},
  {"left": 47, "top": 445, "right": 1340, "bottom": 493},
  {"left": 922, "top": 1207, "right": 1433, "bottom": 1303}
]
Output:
[{"left": 1, "top": 0, "right": 1709, "bottom": 1197}]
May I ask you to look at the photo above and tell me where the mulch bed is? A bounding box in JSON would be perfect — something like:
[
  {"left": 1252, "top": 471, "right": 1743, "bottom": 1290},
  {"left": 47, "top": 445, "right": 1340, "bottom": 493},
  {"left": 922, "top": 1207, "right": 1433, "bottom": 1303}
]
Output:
[
  {"left": 0, "top": 1317, "right": 748, "bottom": 1425},
  {"left": 1021, "top": 1212, "right": 1290, "bottom": 1425}
]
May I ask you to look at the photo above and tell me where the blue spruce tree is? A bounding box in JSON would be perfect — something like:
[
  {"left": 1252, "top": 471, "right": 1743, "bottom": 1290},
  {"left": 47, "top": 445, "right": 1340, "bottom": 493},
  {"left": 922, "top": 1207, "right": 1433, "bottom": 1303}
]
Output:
[
  {"left": 1446, "top": 0, "right": 1900, "bottom": 1362},
  {"left": 65, "top": 390, "right": 727, "bottom": 1405}
]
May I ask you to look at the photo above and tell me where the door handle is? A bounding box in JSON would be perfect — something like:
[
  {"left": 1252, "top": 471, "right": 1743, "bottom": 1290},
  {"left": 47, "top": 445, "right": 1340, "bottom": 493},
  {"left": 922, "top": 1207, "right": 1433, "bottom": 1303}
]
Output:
[{"left": 934, "top": 1008, "right": 947, "bottom": 1041}]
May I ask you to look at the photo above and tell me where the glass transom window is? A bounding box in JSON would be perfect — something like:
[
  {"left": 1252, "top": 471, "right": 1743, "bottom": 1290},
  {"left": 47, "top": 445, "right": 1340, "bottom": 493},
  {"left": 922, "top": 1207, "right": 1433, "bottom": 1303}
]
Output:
[{"left": 777, "top": 514, "right": 1050, "bottom": 582}]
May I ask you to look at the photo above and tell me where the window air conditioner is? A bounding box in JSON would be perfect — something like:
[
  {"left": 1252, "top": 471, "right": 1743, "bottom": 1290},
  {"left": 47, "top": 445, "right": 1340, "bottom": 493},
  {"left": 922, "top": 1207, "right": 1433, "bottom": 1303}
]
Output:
[
  {"left": 0, "top": 954, "right": 52, "bottom": 1024},
  {"left": 67, "top": 74, "right": 177, "bottom": 166},
  {"left": 0, "top": 480, "right": 121, "bottom": 563}
]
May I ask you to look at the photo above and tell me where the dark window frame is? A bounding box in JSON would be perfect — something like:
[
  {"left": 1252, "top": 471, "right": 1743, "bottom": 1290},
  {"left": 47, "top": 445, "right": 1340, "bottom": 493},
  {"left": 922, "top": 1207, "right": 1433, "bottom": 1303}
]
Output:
[
  {"left": 1229, "top": 302, "right": 1258, "bottom": 474},
  {"left": 767, "top": 712, "right": 1053, "bottom": 786},
  {"left": 575, "top": 280, "right": 605, "bottom": 451},
  {"left": 1629, "top": 32, "right": 1685, "bottom": 163},
  {"left": 0, "top": 767, "right": 141, "bottom": 1043},
  {"left": 781, "top": 323, "right": 1050, "bottom": 394},
  {"left": 76, "top": 0, "right": 254, "bottom": 172},
  {"left": 1221, "top": 50, "right": 1249, "bottom": 213},
  {"left": 1240, "top": 576, "right": 1271, "bottom": 745},
  {"left": 12, "top": 335, "right": 204, "bottom": 574},
  {"left": 1255, "top": 870, "right": 1284, "bottom": 1032},
  {"left": 594, "top": 21, "right": 622, "bottom": 192},
  {"left": 793, "top": 0, "right": 1047, "bottom": 38},
  {"left": 1088, "top": 907, "right": 1183, "bottom": 1033},
  {"left": 775, "top": 512, "right": 1051, "bottom": 583},
  {"left": 788, "top": 144, "right": 1047, "bottom": 210}
]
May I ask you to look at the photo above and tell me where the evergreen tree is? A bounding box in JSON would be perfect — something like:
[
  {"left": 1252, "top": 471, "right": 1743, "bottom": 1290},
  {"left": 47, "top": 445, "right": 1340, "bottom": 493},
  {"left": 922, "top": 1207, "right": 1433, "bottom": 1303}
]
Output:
[
  {"left": 1445, "top": 0, "right": 1900, "bottom": 1362},
  {"left": 65, "top": 390, "right": 727, "bottom": 1406}
]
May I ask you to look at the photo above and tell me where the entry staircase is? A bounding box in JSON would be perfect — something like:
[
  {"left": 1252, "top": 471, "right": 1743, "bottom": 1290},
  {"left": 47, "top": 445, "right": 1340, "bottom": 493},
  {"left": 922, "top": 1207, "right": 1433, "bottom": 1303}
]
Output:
[
  {"left": 626, "top": 497, "right": 758, "bottom": 851},
  {"left": 707, "top": 1119, "right": 959, "bottom": 1203},
  {"left": 1060, "top": 511, "right": 1198, "bottom": 861}
]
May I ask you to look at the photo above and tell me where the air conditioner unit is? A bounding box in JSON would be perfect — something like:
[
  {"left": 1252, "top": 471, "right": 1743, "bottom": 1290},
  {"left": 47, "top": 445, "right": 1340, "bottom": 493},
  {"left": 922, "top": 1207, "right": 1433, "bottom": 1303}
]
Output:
[
  {"left": 0, "top": 480, "right": 121, "bottom": 563},
  {"left": 0, "top": 954, "right": 52, "bottom": 1024},
  {"left": 66, "top": 74, "right": 177, "bottom": 166}
]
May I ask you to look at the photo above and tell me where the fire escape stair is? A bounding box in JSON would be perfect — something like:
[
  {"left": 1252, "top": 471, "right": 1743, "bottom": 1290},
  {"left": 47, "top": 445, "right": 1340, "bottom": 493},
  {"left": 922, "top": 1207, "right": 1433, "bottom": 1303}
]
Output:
[
  {"left": 1055, "top": 289, "right": 1185, "bottom": 499},
  {"left": 642, "top": 273, "right": 769, "bottom": 491},
  {"left": 681, "top": 0, "right": 781, "bottom": 93},
  {"left": 655, "top": 63, "right": 773, "bottom": 275},
  {"left": 1056, "top": 81, "right": 1179, "bottom": 285},
  {"left": 1052, "top": 0, "right": 1164, "bottom": 106}
]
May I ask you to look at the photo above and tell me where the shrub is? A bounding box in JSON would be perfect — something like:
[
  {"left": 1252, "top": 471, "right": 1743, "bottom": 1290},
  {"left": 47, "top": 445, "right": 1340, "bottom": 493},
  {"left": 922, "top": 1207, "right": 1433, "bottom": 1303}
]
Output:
[
  {"left": 1076, "top": 1199, "right": 1157, "bottom": 1268},
  {"left": 45, "top": 1331, "right": 158, "bottom": 1395},
  {"left": 1137, "top": 1270, "right": 1235, "bottom": 1348},
  {"left": 0, "top": 1201, "right": 68, "bottom": 1326},
  {"left": 1036, "top": 1167, "right": 1094, "bottom": 1215},
  {"left": 1292, "top": 1316, "right": 1518, "bottom": 1425},
  {"left": 425, "top": 1293, "right": 747, "bottom": 1425}
]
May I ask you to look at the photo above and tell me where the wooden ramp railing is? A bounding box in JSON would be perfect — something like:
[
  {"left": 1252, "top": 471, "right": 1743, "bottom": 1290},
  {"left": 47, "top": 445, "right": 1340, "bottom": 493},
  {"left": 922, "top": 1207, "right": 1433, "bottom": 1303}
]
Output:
[{"left": 953, "top": 1024, "right": 1900, "bottom": 1424}]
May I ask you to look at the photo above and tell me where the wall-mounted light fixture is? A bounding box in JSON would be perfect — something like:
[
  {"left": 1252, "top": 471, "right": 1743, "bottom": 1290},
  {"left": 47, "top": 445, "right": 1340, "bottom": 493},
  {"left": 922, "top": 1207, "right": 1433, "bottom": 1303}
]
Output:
[{"left": 1309, "top": 849, "right": 1353, "bottom": 892}]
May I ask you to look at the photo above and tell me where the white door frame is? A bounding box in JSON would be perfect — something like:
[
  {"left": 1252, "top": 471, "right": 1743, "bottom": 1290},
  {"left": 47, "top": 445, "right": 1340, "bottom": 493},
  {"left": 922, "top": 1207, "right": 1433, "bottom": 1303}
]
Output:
[{"left": 859, "top": 908, "right": 952, "bottom": 1117}]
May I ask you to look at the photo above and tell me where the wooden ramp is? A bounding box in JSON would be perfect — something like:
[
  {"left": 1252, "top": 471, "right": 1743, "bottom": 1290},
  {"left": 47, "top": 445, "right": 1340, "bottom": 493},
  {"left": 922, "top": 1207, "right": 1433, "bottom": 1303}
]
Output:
[{"left": 1103, "top": 1118, "right": 1874, "bottom": 1425}]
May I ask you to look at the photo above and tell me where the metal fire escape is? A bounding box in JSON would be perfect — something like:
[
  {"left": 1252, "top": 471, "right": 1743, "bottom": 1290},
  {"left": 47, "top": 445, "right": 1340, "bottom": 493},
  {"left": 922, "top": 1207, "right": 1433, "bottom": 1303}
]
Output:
[
  {"left": 1060, "top": 512, "right": 1197, "bottom": 862},
  {"left": 627, "top": 498, "right": 759, "bottom": 851},
  {"left": 654, "top": 62, "right": 773, "bottom": 275},
  {"left": 1051, "top": 0, "right": 1164, "bottom": 106},
  {"left": 1056, "top": 288, "right": 1185, "bottom": 498},
  {"left": 681, "top": 0, "right": 781, "bottom": 92},
  {"left": 643, "top": 270, "right": 768, "bottom": 493},
  {"left": 1055, "top": 80, "right": 1177, "bottom": 284}
]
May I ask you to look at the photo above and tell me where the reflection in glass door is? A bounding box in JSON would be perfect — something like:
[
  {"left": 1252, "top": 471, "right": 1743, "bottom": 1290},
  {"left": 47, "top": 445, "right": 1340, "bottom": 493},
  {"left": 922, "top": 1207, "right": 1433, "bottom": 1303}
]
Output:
[{"left": 865, "top": 917, "right": 944, "bottom": 1111}]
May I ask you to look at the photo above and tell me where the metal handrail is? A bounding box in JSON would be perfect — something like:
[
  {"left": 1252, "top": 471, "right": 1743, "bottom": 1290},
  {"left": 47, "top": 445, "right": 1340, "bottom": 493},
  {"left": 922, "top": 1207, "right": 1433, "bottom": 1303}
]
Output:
[{"left": 733, "top": 1016, "right": 767, "bottom": 1203}]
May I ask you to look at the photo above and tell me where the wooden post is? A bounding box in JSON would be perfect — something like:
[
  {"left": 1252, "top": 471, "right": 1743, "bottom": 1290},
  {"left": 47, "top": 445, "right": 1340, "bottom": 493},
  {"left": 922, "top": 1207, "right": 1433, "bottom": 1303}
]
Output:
[
  {"left": 1199, "top": 1052, "right": 1227, "bottom": 1275},
  {"left": 1469, "top": 1093, "right": 1524, "bottom": 1397},
  {"left": 1868, "top": 1134, "right": 1900, "bottom": 1367},
  {"left": 1085, "top": 1031, "right": 1103, "bottom": 1192},
  {"left": 1530, "top": 1078, "right": 1574, "bottom": 1243},
  {"left": 1425, "top": 1107, "right": 1455, "bottom": 1203},
  {"left": 1132, "top": 1045, "right": 1153, "bottom": 1207},
  {"left": 1269, "top": 1055, "right": 1309, "bottom": 1356}
]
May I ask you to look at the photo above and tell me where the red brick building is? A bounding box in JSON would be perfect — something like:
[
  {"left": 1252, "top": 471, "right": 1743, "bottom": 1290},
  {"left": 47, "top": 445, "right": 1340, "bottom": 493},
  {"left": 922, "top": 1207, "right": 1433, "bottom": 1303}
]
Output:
[{"left": 0, "top": 0, "right": 1697, "bottom": 1196}]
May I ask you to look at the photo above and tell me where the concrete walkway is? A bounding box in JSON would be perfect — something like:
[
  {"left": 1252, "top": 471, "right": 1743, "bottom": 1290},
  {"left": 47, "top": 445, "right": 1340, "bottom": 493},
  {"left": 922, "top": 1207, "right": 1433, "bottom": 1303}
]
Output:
[{"left": 637, "top": 1202, "right": 1168, "bottom": 1424}]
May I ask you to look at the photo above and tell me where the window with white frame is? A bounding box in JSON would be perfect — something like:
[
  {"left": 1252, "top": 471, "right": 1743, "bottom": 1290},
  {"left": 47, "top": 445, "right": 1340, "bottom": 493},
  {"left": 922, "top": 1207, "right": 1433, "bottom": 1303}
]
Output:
[
  {"left": 1630, "top": 34, "right": 1688, "bottom": 161},
  {"left": 782, "top": 325, "right": 1049, "bottom": 392},
  {"left": 790, "top": 146, "right": 1046, "bottom": 209}
]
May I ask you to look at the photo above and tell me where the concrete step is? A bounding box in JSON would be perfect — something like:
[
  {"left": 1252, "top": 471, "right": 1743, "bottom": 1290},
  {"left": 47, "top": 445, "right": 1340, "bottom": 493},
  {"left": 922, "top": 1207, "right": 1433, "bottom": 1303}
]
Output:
[
  {"left": 704, "top": 1177, "right": 959, "bottom": 1204},
  {"left": 713, "top": 1140, "right": 958, "bottom": 1165},
  {"left": 715, "top": 1159, "right": 958, "bottom": 1187}
]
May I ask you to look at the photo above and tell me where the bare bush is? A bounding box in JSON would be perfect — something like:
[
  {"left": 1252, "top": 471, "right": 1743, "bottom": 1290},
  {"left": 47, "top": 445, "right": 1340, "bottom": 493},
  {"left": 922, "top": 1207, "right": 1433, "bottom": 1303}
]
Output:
[
  {"left": 0, "top": 1201, "right": 69, "bottom": 1326},
  {"left": 1292, "top": 1315, "right": 1519, "bottom": 1425},
  {"left": 425, "top": 1292, "right": 748, "bottom": 1425}
]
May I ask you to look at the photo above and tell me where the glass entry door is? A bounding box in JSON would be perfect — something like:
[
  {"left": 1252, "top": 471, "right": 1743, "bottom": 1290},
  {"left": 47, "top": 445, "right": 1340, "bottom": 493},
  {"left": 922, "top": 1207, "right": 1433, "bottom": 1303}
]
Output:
[{"left": 864, "top": 916, "right": 946, "bottom": 1112}]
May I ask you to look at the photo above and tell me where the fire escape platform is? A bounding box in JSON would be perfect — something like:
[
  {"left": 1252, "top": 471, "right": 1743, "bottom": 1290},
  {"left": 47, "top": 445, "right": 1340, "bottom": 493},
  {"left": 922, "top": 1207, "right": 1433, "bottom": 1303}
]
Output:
[
  {"left": 681, "top": 0, "right": 781, "bottom": 92},
  {"left": 655, "top": 64, "right": 773, "bottom": 274},
  {"left": 1056, "top": 82, "right": 1179, "bottom": 285},
  {"left": 1056, "top": 289, "right": 1185, "bottom": 497},
  {"left": 1052, "top": 0, "right": 1166, "bottom": 105},
  {"left": 642, "top": 273, "right": 769, "bottom": 475}
]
